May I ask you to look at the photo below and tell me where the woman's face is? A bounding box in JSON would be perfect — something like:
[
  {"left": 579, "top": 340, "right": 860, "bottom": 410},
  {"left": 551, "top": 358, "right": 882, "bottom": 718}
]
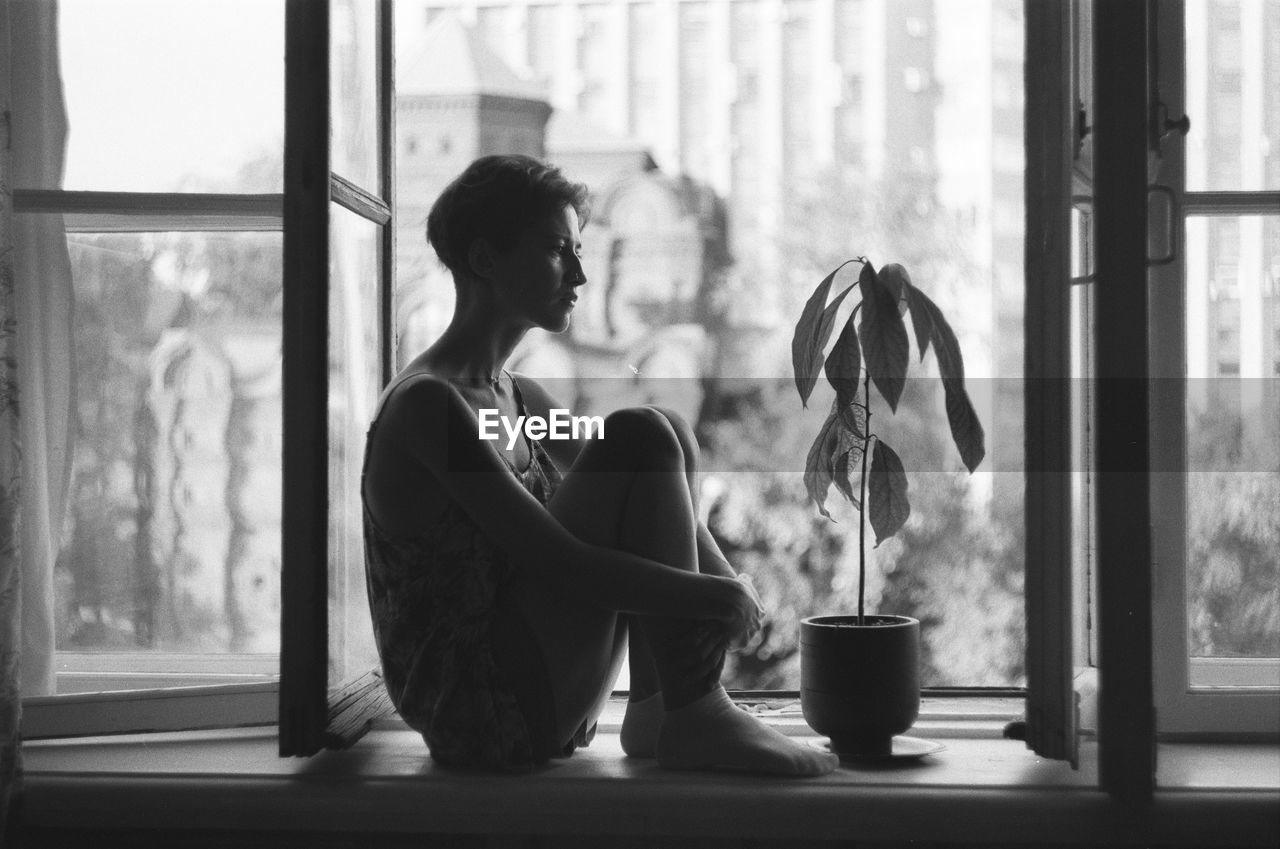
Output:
[{"left": 485, "top": 204, "right": 586, "bottom": 333}]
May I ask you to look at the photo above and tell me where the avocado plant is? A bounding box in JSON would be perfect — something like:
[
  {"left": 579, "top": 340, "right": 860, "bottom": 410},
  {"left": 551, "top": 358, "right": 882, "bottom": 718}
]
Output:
[{"left": 791, "top": 258, "right": 986, "bottom": 625}]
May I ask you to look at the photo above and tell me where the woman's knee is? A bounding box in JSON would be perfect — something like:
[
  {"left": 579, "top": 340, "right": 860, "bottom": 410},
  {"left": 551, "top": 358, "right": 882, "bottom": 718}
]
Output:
[
  {"left": 643, "top": 406, "right": 699, "bottom": 474},
  {"left": 602, "top": 406, "right": 685, "bottom": 468}
]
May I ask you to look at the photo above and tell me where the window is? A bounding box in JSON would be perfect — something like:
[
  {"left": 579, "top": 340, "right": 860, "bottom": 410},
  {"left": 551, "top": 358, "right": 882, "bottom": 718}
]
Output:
[
  {"left": 278, "top": 0, "right": 395, "bottom": 756},
  {"left": 17, "top": 0, "right": 396, "bottom": 748},
  {"left": 1149, "top": 0, "right": 1280, "bottom": 737},
  {"left": 18, "top": 0, "right": 287, "bottom": 736},
  {"left": 388, "top": 0, "right": 1026, "bottom": 695}
]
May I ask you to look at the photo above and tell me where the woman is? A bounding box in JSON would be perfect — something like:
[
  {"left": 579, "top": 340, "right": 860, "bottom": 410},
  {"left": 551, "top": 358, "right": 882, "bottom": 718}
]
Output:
[{"left": 362, "top": 154, "right": 837, "bottom": 775}]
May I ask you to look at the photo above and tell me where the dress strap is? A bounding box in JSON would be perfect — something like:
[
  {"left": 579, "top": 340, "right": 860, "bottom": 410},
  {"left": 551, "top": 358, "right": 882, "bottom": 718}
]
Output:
[
  {"left": 506, "top": 371, "right": 536, "bottom": 459},
  {"left": 507, "top": 370, "right": 528, "bottom": 417}
]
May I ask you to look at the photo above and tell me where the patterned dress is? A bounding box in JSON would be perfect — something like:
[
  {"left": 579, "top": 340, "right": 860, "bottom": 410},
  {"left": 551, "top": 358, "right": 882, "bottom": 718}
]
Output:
[{"left": 362, "top": 374, "right": 564, "bottom": 770}]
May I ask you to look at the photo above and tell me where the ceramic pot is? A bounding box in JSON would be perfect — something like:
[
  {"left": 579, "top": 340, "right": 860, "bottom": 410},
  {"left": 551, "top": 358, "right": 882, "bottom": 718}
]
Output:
[{"left": 799, "top": 614, "right": 920, "bottom": 756}]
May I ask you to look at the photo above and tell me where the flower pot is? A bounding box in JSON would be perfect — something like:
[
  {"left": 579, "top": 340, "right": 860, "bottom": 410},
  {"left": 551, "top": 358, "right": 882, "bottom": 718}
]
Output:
[{"left": 799, "top": 614, "right": 920, "bottom": 757}]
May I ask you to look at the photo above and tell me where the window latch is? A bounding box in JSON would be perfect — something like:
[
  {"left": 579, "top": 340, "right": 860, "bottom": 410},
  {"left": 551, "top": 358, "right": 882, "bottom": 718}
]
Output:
[{"left": 1147, "top": 184, "right": 1179, "bottom": 268}]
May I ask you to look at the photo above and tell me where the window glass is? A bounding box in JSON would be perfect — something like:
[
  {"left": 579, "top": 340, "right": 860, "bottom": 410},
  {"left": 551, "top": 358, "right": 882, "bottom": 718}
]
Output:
[
  {"left": 578, "top": 4, "right": 616, "bottom": 128},
  {"left": 629, "top": 3, "right": 660, "bottom": 139},
  {"left": 328, "top": 204, "right": 382, "bottom": 686},
  {"left": 392, "top": 0, "right": 1025, "bottom": 689},
  {"left": 678, "top": 2, "right": 713, "bottom": 177},
  {"left": 47, "top": 226, "right": 282, "bottom": 689},
  {"left": 1184, "top": 0, "right": 1279, "bottom": 192},
  {"left": 55, "top": 0, "right": 284, "bottom": 193},
  {"left": 1183, "top": 214, "right": 1280, "bottom": 683},
  {"left": 331, "top": 0, "right": 382, "bottom": 192}
]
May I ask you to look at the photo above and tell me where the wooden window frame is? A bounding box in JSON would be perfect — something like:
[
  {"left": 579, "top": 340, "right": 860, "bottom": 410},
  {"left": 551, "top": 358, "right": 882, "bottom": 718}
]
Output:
[
  {"left": 1024, "top": 0, "right": 1161, "bottom": 806},
  {"left": 14, "top": 188, "right": 285, "bottom": 736},
  {"left": 278, "top": 0, "right": 396, "bottom": 757},
  {"left": 6, "top": 0, "right": 292, "bottom": 743},
  {"left": 1148, "top": 0, "right": 1280, "bottom": 740}
]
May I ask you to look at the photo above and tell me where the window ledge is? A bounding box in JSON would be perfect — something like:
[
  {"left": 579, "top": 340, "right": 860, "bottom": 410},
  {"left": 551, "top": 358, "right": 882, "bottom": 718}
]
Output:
[{"left": 21, "top": 714, "right": 1279, "bottom": 847}]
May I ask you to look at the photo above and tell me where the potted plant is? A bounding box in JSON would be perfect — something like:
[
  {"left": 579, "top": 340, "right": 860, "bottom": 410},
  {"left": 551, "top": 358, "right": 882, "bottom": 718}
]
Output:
[{"left": 790, "top": 258, "right": 985, "bottom": 757}]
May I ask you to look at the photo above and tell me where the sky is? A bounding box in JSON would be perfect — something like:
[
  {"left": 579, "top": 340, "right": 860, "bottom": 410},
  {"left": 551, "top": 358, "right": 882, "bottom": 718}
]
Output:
[{"left": 58, "top": 0, "right": 285, "bottom": 192}]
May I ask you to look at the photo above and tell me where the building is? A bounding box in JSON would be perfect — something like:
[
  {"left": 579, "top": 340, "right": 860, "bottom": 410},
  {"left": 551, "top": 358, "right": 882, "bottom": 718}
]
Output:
[
  {"left": 396, "top": 0, "right": 1027, "bottom": 478},
  {"left": 396, "top": 10, "right": 732, "bottom": 423}
]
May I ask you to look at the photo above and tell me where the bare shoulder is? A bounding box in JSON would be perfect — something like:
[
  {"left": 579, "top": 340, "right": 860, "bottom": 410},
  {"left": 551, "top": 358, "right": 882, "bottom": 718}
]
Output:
[
  {"left": 371, "top": 371, "right": 483, "bottom": 468},
  {"left": 376, "top": 371, "right": 466, "bottom": 429}
]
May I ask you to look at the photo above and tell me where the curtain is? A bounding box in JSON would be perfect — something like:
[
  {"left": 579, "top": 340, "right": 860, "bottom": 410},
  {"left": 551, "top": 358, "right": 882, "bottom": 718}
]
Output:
[
  {"left": 1, "top": 0, "right": 22, "bottom": 831},
  {"left": 11, "top": 0, "right": 71, "bottom": 701},
  {"left": 1, "top": 0, "right": 73, "bottom": 832}
]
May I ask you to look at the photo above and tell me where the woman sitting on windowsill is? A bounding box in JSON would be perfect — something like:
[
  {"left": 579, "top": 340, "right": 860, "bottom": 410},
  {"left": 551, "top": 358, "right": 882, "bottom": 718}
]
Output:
[{"left": 361, "top": 154, "right": 837, "bottom": 775}]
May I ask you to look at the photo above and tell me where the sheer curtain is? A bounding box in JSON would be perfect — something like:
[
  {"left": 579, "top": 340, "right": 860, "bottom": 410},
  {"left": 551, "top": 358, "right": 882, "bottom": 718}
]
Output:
[
  {"left": 10, "top": 0, "right": 71, "bottom": 701},
  {"left": 1, "top": 0, "right": 73, "bottom": 828},
  {"left": 1, "top": 2, "right": 21, "bottom": 828}
]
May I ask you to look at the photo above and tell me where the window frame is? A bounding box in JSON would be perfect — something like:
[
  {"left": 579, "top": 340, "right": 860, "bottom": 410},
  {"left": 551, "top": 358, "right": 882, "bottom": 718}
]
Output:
[
  {"left": 278, "top": 0, "right": 396, "bottom": 757},
  {"left": 1022, "top": 0, "right": 1079, "bottom": 768},
  {"left": 15, "top": 187, "right": 286, "bottom": 736},
  {"left": 1148, "top": 0, "right": 1280, "bottom": 739}
]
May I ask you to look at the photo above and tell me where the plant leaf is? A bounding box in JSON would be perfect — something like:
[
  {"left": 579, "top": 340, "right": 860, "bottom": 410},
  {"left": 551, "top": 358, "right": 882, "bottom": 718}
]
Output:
[
  {"left": 823, "top": 314, "right": 862, "bottom": 412},
  {"left": 868, "top": 439, "right": 911, "bottom": 546},
  {"left": 885, "top": 264, "right": 934, "bottom": 361},
  {"left": 803, "top": 407, "right": 842, "bottom": 519},
  {"left": 791, "top": 260, "right": 857, "bottom": 407},
  {"left": 913, "top": 286, "right": 965, "bottom": 380},
  {"left": 943, "top": 379, "right": 987, "bottom": 473},
  {"left": 804, "top": 398, "right": 869, "bottom": 518},
  {"left": 857, "top": 261, "right": 910, "bottom": 412},
  {"left": 876, "top": 261, "right": 911, "bottom": 317},
  {"left": 837, "top": 395, "right": 866, "bottom": 439},
  {"left": 833, "top": 442, "right": 864, "bottom": 508},
  {"left": 912, "top": 286, "right": 987, "bottom": 472}
]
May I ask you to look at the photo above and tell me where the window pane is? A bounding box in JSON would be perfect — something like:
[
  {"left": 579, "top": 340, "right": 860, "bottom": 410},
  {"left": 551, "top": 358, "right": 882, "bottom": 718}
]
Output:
[
  {"left": 391, "top": 0, "right": 1025, "bottom": 689},
  {"left": 331, "top": 0, "right": 382, "bottom": 192},
  {"left": 46, "top": 224, "right": 282, "bottom": 690},
  {"left": 329, "top": 204, "right": 382, "bottom": 686},
  {"left": 55, "top": 0, "right": 283, "bottom": 193},
  {"left": 1184, "top": 214, "right": 1280, "bottom": 674},
  {"left": 1185, "top": 0, "right": 1279, "bottom": 192}
]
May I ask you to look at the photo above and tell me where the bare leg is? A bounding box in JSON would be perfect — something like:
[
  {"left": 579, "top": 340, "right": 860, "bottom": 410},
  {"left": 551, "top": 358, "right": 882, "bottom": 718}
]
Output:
[
  {"left": 618, "top": 406, "right": 714, "bottom": 757},
  {"left": 518, "top": 407, "right": 836, "bottom": 775}
]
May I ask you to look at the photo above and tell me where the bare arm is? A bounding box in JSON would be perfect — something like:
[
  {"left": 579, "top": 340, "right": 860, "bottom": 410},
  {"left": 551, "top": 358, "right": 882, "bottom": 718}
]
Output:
[
  {"left": 378, "top": 376, "right": 757, "bottom": 626},
  {"left": 696, "top": 522, "right": 738, "bottom": 579}
]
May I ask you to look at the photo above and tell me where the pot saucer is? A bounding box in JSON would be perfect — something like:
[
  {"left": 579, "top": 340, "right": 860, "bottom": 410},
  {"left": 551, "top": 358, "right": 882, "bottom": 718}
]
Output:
[{"left": 809, "top": 736, "right": 945, "bottom": 761}]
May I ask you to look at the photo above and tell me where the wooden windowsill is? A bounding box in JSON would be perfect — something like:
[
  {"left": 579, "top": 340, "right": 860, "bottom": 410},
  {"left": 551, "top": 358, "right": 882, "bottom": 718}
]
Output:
[{"left": 21, "top": 706, "right": 1279, "bottom": 847}]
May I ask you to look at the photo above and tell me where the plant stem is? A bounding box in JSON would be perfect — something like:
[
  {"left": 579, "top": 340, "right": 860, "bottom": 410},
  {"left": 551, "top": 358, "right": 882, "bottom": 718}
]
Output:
[{"left": 858, "top": 371, "right": 872, "bottom": 626}]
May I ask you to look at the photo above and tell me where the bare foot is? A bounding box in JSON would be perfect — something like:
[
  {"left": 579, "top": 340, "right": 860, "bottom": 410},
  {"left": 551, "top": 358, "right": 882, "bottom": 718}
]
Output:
[
  {"left": 620, "top": 692, "right": 664, "bottom": 758},
  {"left": 656, "top": 688, "right": 840, "bottom": 776}
]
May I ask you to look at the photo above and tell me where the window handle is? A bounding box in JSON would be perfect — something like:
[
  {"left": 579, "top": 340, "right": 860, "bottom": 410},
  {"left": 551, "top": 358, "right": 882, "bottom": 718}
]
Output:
[
  {"left": 1147, "top": 184, "right": 1179, "bottom": 268},
  {"left": 1161, "top": 113, "right": 1190, "bottom": 140}
]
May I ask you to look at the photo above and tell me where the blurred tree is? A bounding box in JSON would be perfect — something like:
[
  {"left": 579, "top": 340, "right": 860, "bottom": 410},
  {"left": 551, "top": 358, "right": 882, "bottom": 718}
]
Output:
[{"left": 1187, "top": 398, "right": 1280, "bottom": 657}]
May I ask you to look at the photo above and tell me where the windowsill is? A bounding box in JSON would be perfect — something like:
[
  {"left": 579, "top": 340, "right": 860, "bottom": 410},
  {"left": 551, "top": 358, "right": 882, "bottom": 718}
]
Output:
[{"left": 21, "top": 701, "right": 1280, "bottom": 847}]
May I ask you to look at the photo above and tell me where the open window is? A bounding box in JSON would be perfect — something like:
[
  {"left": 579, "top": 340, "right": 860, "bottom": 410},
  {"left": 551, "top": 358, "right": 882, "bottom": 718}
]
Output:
[
  {"left": 277, "top": 0, "right": 395, "bottom": 756},
  {"left": 18, "top": 0, "right": 287, "bottom": 737},
  {"left": 1148, "top": 0, "right": 1280, "bottom": 738},
  {"left": 17, "top": 0, "right": 397, "bottom": 747}
]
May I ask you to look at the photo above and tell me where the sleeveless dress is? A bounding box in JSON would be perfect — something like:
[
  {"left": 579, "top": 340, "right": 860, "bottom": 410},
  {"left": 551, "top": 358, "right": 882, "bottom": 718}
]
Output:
[{"left": 361, "top": 372, "right": 571, "bottom": 770}]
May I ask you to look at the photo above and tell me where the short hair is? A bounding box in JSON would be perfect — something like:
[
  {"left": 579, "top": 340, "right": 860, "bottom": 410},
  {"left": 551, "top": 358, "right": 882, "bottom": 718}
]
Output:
[{"left": 426, "top": 155, "right": 591, "bottom": 279}]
